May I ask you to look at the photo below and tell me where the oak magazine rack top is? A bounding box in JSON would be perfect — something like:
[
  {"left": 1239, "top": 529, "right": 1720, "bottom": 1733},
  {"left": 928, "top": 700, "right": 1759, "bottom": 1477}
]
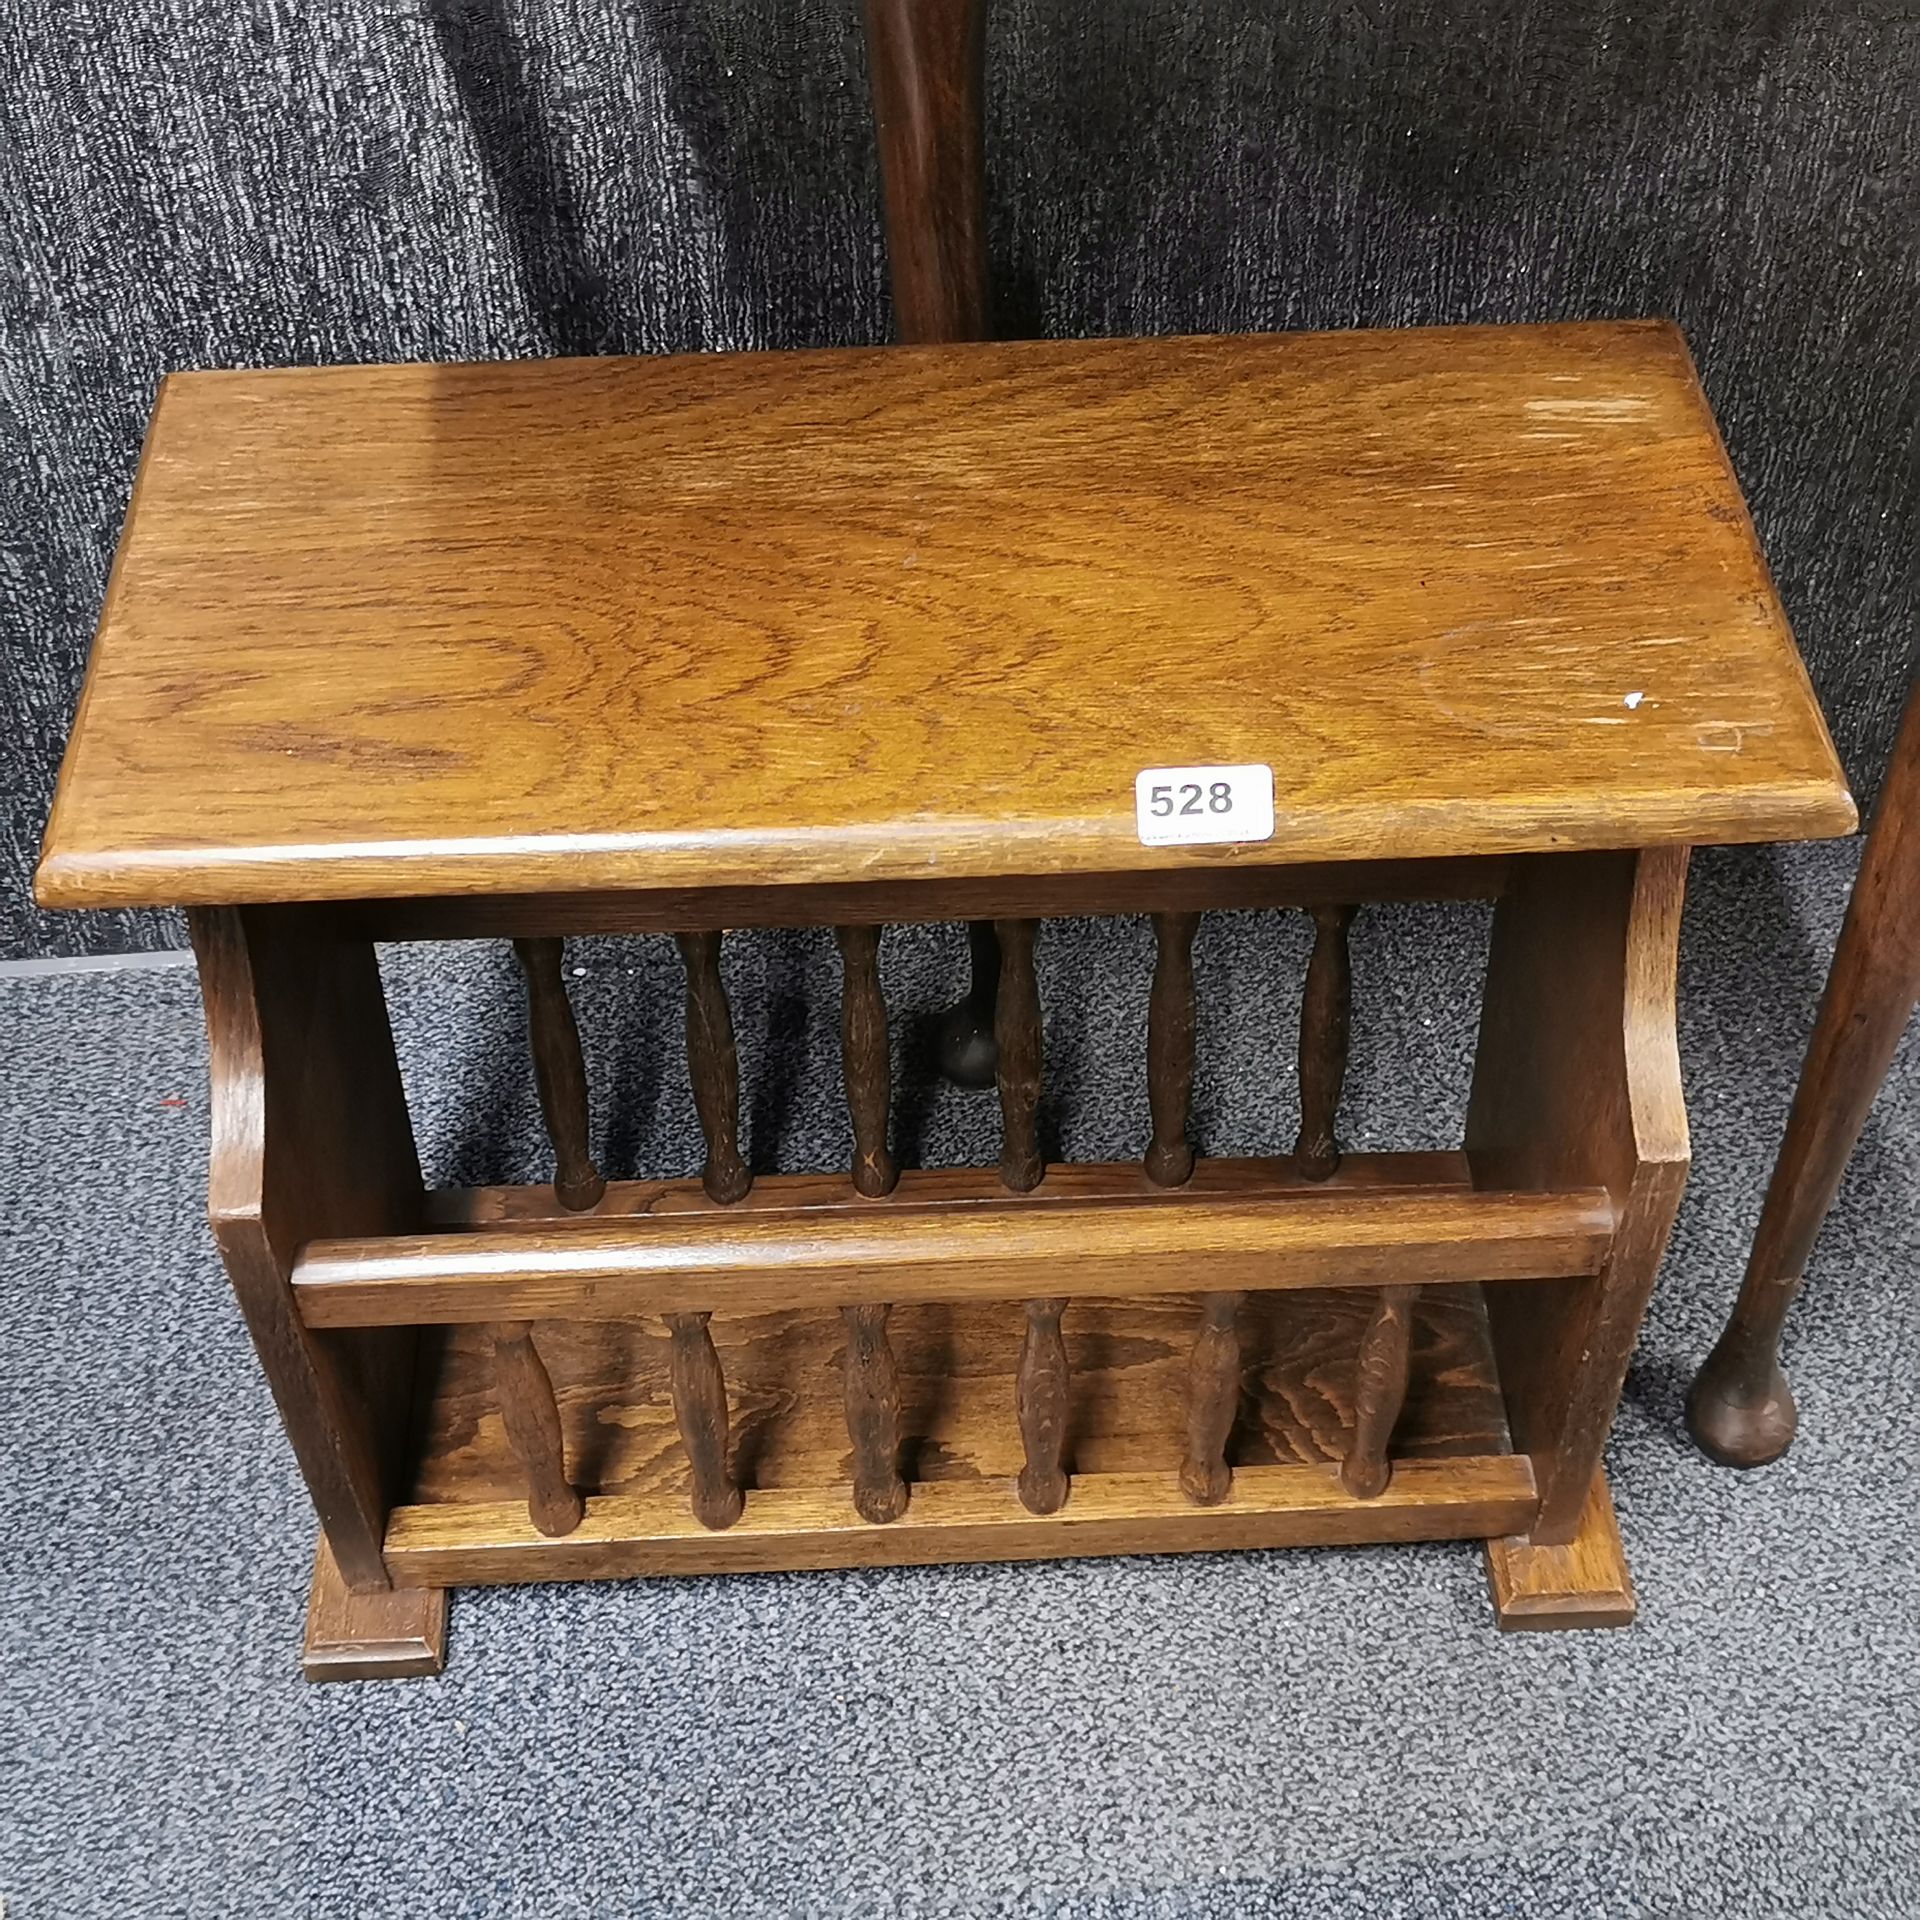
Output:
[{"left": 37, "top": 321, "right": 1854, "bottom": 1678}]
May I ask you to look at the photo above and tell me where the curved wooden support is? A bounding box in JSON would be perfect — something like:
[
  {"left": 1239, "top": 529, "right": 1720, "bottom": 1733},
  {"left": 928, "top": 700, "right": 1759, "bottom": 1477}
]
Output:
[
  {"left": 994, "top": 918, "right": 1044, "bottom": 1192},
  {"left": 835, "top": 924, "right": 898, "bottom": 1198},
  {"left": 1178, "top": 1290, "right": 1246, "bottom": 1506},
  {"left": 1295, "top": 904, "right": 1356, "bottom": 1179},
  {"left": 492, "top": 1322, "right": 584, "bottom": 1538},
  {"left": 512, "top": 936, "right": 605, "bottom": 1212},
  {"left": 1146, "top": 911, "right": 1200, "bottom": 1187},
  {"left": 1015, "top": 1297, "right": 1071, "bottom": 1514},
  {"left": 1467, "top": 847, "right": 1691, "bottom": 1542},
  {"left": 189, "top": 907, "right": 424, "bottom": 1593},
  {"left": 1689, "top": 685, "right": 1920, "bottom": 1466},
  {"left": 666, "top": 1311, "right": 744, "bottom": 1530},
  {"left": 1340, "top": 1285, "right": 1417, "bottom": 1498},
  {"left": 842, "top": 1303, "right": 909, "bottom": 1523},
  {"left": 674, "top": 930, "right": 751, "bottom": 1205}
]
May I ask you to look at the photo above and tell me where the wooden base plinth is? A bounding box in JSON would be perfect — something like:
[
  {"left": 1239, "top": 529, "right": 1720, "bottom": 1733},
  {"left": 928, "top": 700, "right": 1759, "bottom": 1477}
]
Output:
[
  {"left": 303, "top": 1536, "right": 448, "bottom": 1682},
  {"left": 1483, "top": 1471, "right": 1636, "bottom": 1631}
]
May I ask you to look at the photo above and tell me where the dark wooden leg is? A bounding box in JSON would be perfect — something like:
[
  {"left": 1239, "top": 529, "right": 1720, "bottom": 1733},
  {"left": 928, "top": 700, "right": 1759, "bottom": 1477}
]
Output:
[
  {"left": 1295, "top": 904, "right": 1355, "bottom": 1179},
  {"left": 1466, "top": 848, "right": 1690, "bottom": 1549},
  {"left": 936, "top": 920, "right": 1002, "bottom": 1089},
  {"left": 303, "top": 1535, "right": 447, "bottom": 1683},
  {"left": 1689, "top": 687, "right": 1920, "bottom": 1465},
  {"left": 993, "top": 917, "right": 1044, "bottom": 1192},
  {"left": 513, "top": 936, "right": 605, "bottom": 1211},
  {"left": 863, "top": 0, "right": 998, "bottom": 1089}
]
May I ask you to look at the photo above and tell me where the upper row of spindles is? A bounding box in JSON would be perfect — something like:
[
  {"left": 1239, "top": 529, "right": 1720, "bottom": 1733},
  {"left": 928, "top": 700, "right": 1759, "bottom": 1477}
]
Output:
[{"left": 515, "top": 909, "right": 1360, "bottom": 1210}]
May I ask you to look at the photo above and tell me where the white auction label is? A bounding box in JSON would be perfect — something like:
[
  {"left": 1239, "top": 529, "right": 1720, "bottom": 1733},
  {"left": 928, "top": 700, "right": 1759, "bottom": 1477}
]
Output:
[{"left": 1134, "top": 764, "right": 1275, "bottom": 846}]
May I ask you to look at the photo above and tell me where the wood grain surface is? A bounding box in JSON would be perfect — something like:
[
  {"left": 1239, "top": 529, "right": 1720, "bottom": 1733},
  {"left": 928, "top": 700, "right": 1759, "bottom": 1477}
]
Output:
[
  {"left": 1484, "top": 1470, "right": 1636, "bottom": 1630},
  {"left": 397, "top": 1286, "right": 1514, "bottom": 1509},
  {"left": 38, "top": 324, "right": 1852, "bottom": 911},
  {"left": 382, "top": 1456, "right": 1538, "bottom": 1588},
  {"left": 302, "top": 1535, "right": 446, "bottom": 1682},
  {"left": 294, "top": 1181, "right": 1613, "bottom": 1327}
]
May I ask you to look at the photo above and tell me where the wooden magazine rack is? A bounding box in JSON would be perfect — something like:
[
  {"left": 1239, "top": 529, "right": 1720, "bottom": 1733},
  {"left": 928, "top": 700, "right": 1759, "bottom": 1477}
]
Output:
[{"left": 36, "top": 321, "right": 1853, "bottom": 1677}]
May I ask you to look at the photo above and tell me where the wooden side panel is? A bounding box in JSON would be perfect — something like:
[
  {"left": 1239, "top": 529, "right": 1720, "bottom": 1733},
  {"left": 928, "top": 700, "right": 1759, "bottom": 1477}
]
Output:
[
  {"left": 191, "top": 906, "right": 424, "bottom": 1589},
  {"left": 1466, "top": 848, "right": 1690, "bottom": 1542}
]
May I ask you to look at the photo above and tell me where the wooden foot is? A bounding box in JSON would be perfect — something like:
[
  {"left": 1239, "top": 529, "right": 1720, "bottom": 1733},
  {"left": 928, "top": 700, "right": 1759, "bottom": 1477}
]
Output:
[
  {"left": 1484, "top": 1471, "right": 1636, "bottom": 1631},
  {"left": 303, "top": 1536, "right": 448, "bottom": 1682}
]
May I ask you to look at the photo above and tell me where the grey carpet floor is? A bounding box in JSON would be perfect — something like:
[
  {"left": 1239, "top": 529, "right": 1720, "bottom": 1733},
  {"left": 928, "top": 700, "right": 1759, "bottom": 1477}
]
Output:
[{"left": 2, "top": 841, "right": 1916, "bottom": 1918}]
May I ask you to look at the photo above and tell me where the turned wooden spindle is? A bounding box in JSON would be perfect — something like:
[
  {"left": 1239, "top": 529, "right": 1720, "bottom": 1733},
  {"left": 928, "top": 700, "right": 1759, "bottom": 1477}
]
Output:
[
  {"left": 1296, "top": 904, "right": 1357, "bottom": 1179},
  {"left": 674, "top": 930, "right": 751, "bottom": 1204},
  {"left": 666, "top": 1311, "right": 744, "bottom": 1530},
  {"left": 1015, "top": 1297, "right": 1071, "bottom": 1514},
  {"left": 1146, "top": 911, "right": 1201, "bottom": 1187},
  {"left": 492, "top": 1322, "right": 584, "bottom": 1537},
  {"left": 512, "top": 936, "right": 605, "bottom": 1211},
  {"left": 841, "top": 1303, "right": 909, "bottom": 1522},
  {"left": 994, "top": 917, "right": 1044, "bottom": 1192},
  {"left": 1179, "top": 1291, "right": 1246, "bottom": 1506},
  {"left": 835, "top": 924, "right": 898, "bottom": 1198},
  {"left": 1341, "top": 1286, "right": 1418, "bottom": 1499}
]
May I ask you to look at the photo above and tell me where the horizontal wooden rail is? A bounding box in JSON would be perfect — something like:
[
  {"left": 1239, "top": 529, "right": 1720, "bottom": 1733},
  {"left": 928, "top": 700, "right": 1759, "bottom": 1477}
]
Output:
[
  {"left": 381, "top": 1456, "right": 1540, "bottom": 1586},
  {"left": 294, "top": 1181, "right": 1614, "bottom": 1327},
  {"left": 334, "top": 856, "right": 1510, "bottom": 943}
]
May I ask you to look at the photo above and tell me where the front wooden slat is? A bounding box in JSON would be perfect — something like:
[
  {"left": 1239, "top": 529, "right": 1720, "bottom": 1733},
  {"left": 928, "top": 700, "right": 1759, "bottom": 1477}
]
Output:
[
  {"left": 295, "top": 1185, "right": 1615, "bottom": 1327},
  {"left": 381, "top": 1456, "right": 1539, "bottom": 1587}
]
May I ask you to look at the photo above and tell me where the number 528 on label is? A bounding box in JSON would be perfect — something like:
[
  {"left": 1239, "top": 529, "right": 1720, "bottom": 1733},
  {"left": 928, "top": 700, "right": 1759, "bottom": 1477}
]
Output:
[{"left": 1134, "top": 763, "right": 1276, "bottom": 847}]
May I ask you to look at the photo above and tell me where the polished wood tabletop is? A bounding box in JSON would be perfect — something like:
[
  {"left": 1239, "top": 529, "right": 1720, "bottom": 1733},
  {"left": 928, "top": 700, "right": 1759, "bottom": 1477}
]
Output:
[{"left": 37, "top": 321, "right": 1853, "bottom": 909}]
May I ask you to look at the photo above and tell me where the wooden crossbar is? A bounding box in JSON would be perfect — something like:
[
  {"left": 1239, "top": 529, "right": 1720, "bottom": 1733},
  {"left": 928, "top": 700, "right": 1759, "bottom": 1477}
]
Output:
[{"left": 293, "top": 1182, "right": 1614, "bottom": 1327}]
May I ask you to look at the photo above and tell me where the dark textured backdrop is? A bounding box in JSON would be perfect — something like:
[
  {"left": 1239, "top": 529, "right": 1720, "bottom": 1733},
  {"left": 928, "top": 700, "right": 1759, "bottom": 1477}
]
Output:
[{"left": 4, "top": 0, "right": 1916, "bottom": 959}]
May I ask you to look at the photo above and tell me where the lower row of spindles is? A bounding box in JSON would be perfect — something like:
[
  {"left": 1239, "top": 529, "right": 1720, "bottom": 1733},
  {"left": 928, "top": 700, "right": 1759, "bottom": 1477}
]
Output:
[{"left": 489, "top": 1285, "right": 1420, "bottom": 1538}]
